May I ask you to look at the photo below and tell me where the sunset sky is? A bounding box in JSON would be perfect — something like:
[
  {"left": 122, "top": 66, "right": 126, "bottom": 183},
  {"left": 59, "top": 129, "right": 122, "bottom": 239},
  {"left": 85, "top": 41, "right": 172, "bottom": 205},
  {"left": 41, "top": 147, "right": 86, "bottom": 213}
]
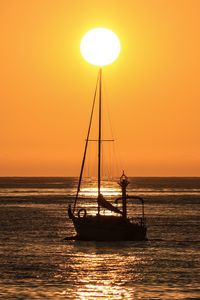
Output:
[{"left": 1, "top": 0, "right": 200, "bottom": 176}]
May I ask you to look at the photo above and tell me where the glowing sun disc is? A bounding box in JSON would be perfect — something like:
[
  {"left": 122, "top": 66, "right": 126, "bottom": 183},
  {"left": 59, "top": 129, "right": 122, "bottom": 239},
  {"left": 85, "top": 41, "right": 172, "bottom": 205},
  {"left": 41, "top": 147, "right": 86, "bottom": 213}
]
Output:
[{"left": 80, "top": 28, "right": 121, "bottom": 66}]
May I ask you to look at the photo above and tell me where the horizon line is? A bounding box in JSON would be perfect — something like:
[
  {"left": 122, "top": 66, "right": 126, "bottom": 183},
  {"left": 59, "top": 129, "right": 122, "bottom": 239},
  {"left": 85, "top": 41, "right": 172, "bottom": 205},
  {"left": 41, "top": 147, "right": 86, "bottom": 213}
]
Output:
[{"left": 0, "top": 175, "right": 200, "bottom": 178}]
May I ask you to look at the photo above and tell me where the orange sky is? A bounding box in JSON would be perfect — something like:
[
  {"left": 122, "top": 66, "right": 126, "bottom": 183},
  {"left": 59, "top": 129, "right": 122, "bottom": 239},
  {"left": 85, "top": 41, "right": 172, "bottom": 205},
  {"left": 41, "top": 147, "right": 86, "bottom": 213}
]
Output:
[{"left": 0, "top": 0, "right": 200, "bottom": 176}]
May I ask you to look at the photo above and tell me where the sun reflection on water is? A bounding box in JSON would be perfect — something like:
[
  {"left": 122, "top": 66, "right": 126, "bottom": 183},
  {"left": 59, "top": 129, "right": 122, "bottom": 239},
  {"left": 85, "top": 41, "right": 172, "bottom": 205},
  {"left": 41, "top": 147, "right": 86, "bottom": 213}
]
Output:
[
  {"left": 57, "top": 243, "right": 147, "bottom": 299},
  {"left": 76, "top": 283, "right": 133, "bottom": 299},
  {"left": 79, "top": 186, "right": 121, "bottom": 198}
]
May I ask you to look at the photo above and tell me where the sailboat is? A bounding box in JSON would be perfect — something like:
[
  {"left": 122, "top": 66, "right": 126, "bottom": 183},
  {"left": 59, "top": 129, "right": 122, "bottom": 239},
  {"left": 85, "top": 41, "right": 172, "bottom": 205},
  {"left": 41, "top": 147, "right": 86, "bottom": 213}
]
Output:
[{"left": 68, "top": 68, "right": 147, "bottom": 241}]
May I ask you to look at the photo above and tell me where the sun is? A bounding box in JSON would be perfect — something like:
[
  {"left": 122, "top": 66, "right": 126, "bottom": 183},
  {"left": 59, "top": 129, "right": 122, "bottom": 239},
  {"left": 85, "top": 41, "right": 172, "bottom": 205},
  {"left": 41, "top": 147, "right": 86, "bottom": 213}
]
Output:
[{"left": 80, "top": 28, "right": 121, "bottom": 67}]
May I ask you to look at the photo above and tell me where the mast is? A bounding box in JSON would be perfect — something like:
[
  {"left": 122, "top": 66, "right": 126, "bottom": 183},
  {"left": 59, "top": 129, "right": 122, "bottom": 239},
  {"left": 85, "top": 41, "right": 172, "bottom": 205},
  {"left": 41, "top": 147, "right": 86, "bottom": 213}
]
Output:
[
  {"left": 73, "top": 72, "right": 99, "bottom": 213},
  {"left": 97, "top": 68, "right": 102, "bottom": 214}
]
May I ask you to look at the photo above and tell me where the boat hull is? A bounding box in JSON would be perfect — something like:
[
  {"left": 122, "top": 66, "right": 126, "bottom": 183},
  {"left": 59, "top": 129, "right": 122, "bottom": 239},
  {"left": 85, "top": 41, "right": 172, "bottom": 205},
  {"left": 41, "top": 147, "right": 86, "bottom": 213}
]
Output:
[{"left": 71, "top": 215, "right": 147, "bottom": 241}]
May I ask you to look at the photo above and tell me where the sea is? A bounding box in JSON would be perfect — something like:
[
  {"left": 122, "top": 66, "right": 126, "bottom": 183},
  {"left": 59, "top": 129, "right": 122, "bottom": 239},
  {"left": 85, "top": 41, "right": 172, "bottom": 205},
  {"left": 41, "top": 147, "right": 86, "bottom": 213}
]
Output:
[{"left": 0, "top": 177, "right": 199, "bottom": 299}]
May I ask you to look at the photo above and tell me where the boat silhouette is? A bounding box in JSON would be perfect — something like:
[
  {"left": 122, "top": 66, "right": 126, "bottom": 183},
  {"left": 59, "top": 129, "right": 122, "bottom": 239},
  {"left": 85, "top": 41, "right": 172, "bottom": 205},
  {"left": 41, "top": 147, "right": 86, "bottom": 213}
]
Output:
[{"left": 68, "top": 69, "right": 147, "bottom": 241}]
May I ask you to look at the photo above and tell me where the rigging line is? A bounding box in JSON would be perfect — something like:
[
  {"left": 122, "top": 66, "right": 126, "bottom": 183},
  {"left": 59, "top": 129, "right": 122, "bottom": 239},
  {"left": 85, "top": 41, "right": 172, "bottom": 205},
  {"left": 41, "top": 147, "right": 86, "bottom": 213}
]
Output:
[
  {"left": 102, "top": 77, "right": 113, "bottom": 180},
  {"left": 104, "top": 82, "right": 123, "bottom": 175},
  {"left": 73, "top": 70, "right": 100, "bottom": 213},
  {"left": 103, "top": 78, "right": 114, "bottom": 141},
  {"left": 108, "top": 138, "right": 112, "bottom": 179},
  {"left": 113, "top": 141, "right": 122, "bottom": 174}
]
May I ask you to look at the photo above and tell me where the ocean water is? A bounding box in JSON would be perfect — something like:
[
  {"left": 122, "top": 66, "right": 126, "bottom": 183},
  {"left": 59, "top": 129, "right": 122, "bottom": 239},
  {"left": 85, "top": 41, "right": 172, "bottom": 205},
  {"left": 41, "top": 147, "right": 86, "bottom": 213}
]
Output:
[{"left": 0, "top": 177, "right": 200, "bottom": 299}]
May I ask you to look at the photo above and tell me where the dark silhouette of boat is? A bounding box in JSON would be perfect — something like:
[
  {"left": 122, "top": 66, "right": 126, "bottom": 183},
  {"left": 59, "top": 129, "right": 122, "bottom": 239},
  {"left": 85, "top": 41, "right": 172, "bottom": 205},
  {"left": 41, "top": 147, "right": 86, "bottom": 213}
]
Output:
[{"left": 68, "top": 69, "right": 147, "bottom": 241}]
